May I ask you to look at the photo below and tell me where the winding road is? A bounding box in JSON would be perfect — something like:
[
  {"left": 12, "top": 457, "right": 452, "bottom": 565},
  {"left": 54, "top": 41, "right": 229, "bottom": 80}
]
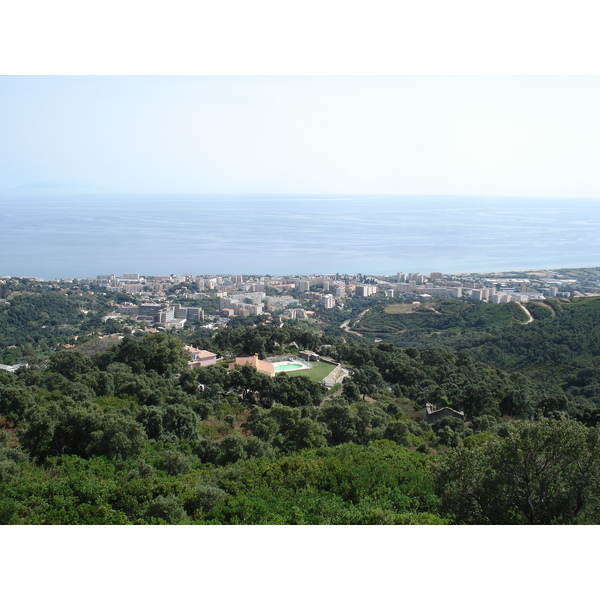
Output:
[{"left": 339, "top": 308, "right": 370, "bottom": 337}]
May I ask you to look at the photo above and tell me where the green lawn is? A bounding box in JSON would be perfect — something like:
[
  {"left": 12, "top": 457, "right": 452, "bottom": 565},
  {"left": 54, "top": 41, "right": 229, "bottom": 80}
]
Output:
[
  {"left": 283, "top": 360, "right": 337, "bottom": 383},
  {"left": 384, "top": 303, "right": 419, "bottom": 315}
]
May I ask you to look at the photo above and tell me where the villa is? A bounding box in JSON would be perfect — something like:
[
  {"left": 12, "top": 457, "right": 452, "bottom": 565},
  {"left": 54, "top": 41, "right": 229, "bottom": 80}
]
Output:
[
  {"left": 228, "top": 354, "right": 275, "bottom": 377},
  {"left": 185, "top": 345, "right": 218, "bottom": 369}
]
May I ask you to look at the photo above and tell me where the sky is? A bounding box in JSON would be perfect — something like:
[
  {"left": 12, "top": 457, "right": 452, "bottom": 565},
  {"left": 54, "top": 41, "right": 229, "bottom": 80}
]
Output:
[{"left": 2, "top": 75, "right": 600, "bottom": 197}]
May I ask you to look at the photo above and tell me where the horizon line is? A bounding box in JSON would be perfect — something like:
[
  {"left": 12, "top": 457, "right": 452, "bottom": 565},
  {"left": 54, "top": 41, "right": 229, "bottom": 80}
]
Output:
[{"left": 2, "top": 190, "right": 600, "bottom": 200}]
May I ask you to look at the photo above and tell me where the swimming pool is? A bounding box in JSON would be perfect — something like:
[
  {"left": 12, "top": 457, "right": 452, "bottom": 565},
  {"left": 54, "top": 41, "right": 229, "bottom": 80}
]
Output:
[{"left": 273, "top": 362, "right": 309, "bottom": 372}]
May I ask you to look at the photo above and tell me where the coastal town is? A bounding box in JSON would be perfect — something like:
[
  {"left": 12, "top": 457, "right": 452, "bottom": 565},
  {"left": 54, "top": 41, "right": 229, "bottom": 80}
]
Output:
[
  {"left": 2, "top": 266, "right": 599, "bottom": 379},
  {"left": 3, "top": 267, "right": 598, "bottom": 330}
]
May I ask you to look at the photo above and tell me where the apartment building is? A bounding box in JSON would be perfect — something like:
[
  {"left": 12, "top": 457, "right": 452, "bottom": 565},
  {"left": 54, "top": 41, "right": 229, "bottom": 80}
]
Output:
[
  {"left": 355, "top": 284, "right": 377, "bottom": 297},
  {"left": 322, "top": 294, "right": 335, "bottom": 309}
]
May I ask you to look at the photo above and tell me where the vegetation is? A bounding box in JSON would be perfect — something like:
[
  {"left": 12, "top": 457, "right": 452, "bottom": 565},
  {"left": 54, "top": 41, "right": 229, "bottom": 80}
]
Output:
[
  {"left": 2, "top": 279, "right": 600, "bottom": 524},
  {"left": 284, "top": 360, "right": 337, "bottom": 383},
  {"left": 356, "top": 298, "right": 530, "bottom": 340}
]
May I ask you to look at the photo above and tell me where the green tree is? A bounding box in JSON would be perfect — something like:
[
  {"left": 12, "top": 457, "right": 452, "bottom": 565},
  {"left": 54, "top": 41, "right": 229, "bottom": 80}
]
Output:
[
  {"left": 0, "top": 385, "right": 36, "bottom": 424},
  {"left": 352, "top": 364, "right": 385, "bottom": 400},
  {"left": 49, "top": 350, "right": 96, "bottom": 379},
  {"left": 318, "top": 401, "right": 357, "bottom": 445},
  {"left": 219, "top": 433, "right": 248, "bottom": 464},
  {"left": 342, "top": 380, "right": 361, "bottom": 403},
  {"left": 436, "top": 418, "right": 600, "bottom": 524},
  {"left": 142, "top": 495, "right": 186, "bottom": 524},
  {"left": 163, "top": 404, "right": 199, "bottom": 441},
  {"left": 20, "top": 398, "right": 146, "bottom": 460},
  {"left": 288, "top": 418, "right": 327, "bottom": 450},
  {"left": 161, "top": 450, "right": 193, "bottom": 475}
]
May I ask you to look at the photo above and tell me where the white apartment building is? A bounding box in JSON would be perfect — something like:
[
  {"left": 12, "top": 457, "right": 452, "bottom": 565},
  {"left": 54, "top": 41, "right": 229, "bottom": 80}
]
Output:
[
  {"left": 491, "top": 293, "right": 510, "bottom": 304},
  {"left": 396, "top": 282, "right": 417, "bottom": 292},
  {"left": 355, "top": 284, "right": 377, "bottom": 297},
  {"left": 472, "top": 288, "right": 491, "bottom": 301},
  {"left": 322, "top": 294, "right": 335, "bottom": 309}
]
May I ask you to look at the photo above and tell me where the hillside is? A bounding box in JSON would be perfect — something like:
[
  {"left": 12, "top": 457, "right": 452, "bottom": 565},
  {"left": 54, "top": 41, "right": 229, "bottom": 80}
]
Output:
[
  {"left": 2, "top": 279, "right": 600, "bottom": 524},
  {"left": 353, "top": 298, "right": 530, "bottom": 342}
]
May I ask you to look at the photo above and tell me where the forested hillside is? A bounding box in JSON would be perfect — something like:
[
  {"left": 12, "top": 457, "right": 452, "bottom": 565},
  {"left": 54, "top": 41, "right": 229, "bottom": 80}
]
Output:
[{"left": 2, "top": 281, "right": 600, "bottom": 524}]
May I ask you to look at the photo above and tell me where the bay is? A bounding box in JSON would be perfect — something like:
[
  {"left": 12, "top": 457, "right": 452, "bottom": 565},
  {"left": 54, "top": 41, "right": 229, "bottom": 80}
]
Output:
[{"left": 1, "top": 194, "right": 599, "bottom": 279}]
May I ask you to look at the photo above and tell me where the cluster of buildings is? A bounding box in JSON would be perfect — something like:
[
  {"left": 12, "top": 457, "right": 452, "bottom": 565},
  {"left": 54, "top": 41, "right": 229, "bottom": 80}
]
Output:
[
  {"left": 55, "top": 269, "right": 599, "bottom": 330},
  {"left": 7, "top": 268, "right": 597, "bottom": 336},
  {"left": 281, "top": 308, "right": 310, "bottom": 319},
  {"left": 367, "top": 271, "right": 592, "bottom": 304},
  {"left": 302, "top": 290, "right": 337, "bottom": 309},
  {"left": 114, "top": 302, "right": 205, "bottom": 328},
  {"left": 219, "top": 292, "right": 300, "bottom": 317},
  {"left": 69, "top": 273, "right": 253, "bottom": 295}
]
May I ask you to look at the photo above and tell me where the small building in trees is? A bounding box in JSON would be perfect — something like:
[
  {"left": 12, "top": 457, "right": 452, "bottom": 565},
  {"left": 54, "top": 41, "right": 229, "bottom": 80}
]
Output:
[
  {"left": 299, "top": 350, "right": 320, "bottom": 362},
  {"left": 425, "top": 403, "right": 465, "bottom": 425},
  {"left": 185, "top": 346, "right": 217, "bottom": 369}
]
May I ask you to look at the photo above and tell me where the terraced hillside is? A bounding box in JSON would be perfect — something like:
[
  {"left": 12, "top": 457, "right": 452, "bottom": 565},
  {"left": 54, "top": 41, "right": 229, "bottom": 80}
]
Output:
[{"left": 353, "top": 298, "right": 530, "bottom": 343}]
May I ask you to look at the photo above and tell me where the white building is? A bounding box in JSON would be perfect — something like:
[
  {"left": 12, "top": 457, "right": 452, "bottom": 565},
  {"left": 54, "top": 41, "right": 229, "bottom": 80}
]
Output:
[
  {"left": 355, "top": 284, "right": 377, "bottom": 297},
  {"left": 472, "top": 288, "right": 490, "bottom": 301},
  {"left": 322, "top": 294, "right": 335, "bottom": 309}
]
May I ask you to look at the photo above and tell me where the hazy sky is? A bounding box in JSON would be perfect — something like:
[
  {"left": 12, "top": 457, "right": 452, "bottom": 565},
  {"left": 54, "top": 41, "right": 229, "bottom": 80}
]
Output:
[{"left": 2, "top": 75, "right": 600, "bottom": 197}]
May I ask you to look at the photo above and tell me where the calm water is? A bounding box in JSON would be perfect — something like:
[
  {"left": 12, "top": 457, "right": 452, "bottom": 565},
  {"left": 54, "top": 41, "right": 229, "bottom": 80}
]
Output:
[{"left": 1, "top": 194, "right": 600, "bottom": 279}]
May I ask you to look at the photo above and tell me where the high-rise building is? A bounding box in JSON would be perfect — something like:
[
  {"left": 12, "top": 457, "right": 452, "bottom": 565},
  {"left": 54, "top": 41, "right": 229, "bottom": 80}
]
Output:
[
  {"left": 472, "top": 289, "right": 490, "bottom": 301},
  {"left": 322, "top": 294, "right": 335, "bottom": 309},
  {"left": 248, "top": 304, "right": 263, "bottom": 316},
  {"left": 173, "top": 304, "right": 188, "bottom": 319},
  {"left": 138, "top": 303, "right": 163, "bottom": 321},
  {"left": 187, "top": 307, "right": 204, "bottom": 321},
  {"left": 355, "top": 285, "right": 377, "bottom": 297}
]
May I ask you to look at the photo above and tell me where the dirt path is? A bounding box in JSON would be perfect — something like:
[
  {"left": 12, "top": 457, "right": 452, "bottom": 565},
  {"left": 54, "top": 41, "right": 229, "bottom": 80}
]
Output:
[
  {"left": 339, "top": 308, "right": 370, "bottom": 337},
  {"left": 340, "top": 319, "right": 363, "bottom": 337},
  {"left": 516, "top": 302, "right": 534, "bottom": 324}
]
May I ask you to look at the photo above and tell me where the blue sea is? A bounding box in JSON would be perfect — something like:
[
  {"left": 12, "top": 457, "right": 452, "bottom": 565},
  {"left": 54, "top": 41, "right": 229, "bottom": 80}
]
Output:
[{"left": 1, "top": 194, "right": 600, "bottom": 279}]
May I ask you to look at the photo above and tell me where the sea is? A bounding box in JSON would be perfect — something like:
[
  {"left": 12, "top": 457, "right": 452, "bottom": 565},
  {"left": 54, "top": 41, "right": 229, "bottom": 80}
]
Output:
[{"left": 1, "top": 194, "right": 600, "bottom": 280}]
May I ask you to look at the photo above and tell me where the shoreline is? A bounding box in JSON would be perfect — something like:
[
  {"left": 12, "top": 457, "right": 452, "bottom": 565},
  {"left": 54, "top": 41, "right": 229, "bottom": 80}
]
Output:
[{"left": 3, "top": 265, "right": 600, "bottom": 282}]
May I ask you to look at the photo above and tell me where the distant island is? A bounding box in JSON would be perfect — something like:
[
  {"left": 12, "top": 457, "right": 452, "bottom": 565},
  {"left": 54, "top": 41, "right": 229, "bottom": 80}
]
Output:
[{"left": 14, "top": 182, "right": 102, "bottom": 190}]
